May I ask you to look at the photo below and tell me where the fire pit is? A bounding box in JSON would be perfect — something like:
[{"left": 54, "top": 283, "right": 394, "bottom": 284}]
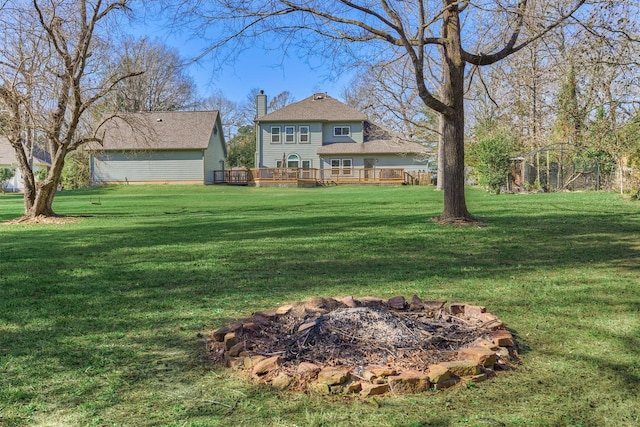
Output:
[{"left": 207, "top": 295, "right": 518, "bottom": 396}]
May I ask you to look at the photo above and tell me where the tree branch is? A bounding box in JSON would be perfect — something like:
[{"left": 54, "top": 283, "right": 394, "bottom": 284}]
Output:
[
  {"left": 278, "top": 0, "right": 403, "bottom": 45},
  {"left": 462, "top": 0, "right": 587, "bottom": 66}
]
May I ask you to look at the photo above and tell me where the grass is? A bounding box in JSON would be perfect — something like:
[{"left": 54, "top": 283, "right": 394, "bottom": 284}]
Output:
[{"left": 0, "top": 185, "right": 638, "bottom": 427}]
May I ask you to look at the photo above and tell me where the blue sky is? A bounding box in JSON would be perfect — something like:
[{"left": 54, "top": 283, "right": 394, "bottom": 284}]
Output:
[
  {"left": 129, "top": 20, "right": 356, "bottom": 105},
  {"left": 190, "top": 49, "right": 356, "bottom": 105}
]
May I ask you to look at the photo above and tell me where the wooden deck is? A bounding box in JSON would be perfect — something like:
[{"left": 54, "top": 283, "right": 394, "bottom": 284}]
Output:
[{"left": 213, "top": 168, "right": 432, "bottom": 187}]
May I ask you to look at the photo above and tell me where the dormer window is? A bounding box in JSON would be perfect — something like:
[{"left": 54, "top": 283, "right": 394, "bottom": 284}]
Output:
[{"left": 334, "top": 126, "right": 350, "bottom": 137}]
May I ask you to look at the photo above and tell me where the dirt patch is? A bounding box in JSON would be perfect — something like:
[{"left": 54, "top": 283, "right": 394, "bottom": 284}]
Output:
[
  {"left": 431, "top": 215, "right": 484, "bottom": 226},
  {"left": 2, "top": 215, "right": 81, "bottom": 225},
  {"left": 207, "top": 295, "right": 519, "bottom": 396}
]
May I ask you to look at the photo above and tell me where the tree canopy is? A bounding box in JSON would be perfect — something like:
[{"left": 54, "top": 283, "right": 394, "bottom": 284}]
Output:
[
  {"left": 172, "top": 0, "right": 626, "bottom": 221},
  {"left": 0, "top": 0, "right": 139, "bottom": 218},
  {"left": 104, "top": 36, "right": 197, "bottom": 112}
]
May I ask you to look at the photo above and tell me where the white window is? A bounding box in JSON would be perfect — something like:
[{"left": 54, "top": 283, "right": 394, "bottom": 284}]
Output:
[
  {"left": 299, "top": 126, "right": 310, "bottom": 143},
  {"left": 271, "top": 126, "right": 281, "bottom": 143},
  {"left": 334, "top": 126, "right": 350, "bottom": 137},
  {"left": 330, "top": 159, "right": 341, "bottom": 175},
  {"left": 300, "top": 160, "right": 312, "bottom": 178},
  {"left": 285, "top": 126, "right": 295, "bottom": 143},
  {"left": 287, "top": 154, "right": 300, "bottom": 168},
  {"left": 342, "top": 159, "right": 352, "bottom": 175},
  {"left": 330, "top": 159, "right": 352, "bottom": 175}
]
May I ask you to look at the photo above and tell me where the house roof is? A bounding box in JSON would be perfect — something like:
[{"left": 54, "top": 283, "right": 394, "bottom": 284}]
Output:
[
  {"left": 257, "top": 93, "right": 367, "bottom": 122},
  {"left": 317, "top": 121, "right": 431, "bottom": 155},
  {"left": 0, "top": 137, "right": 51, "bottom": 166},
  {"left": 258, "top": 92, "right": 432, "bottom": 156},
  {"left": 91, "top": 110, "right": 221, "bottom": 151},
  {"left": 317, "top": 139, "right": 431, "bottom": 155}
]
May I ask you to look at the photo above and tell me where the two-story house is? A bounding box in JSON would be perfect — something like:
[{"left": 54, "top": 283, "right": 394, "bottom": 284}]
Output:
[{"left": 254, "top": 91, "right": 431, "bottom": 184}]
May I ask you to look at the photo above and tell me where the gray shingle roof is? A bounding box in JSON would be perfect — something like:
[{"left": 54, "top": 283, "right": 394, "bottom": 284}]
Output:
[
  {"left": 257, "top": 93, "right": 432, "bottom": 156},
  {"left": 316, "top": 121, "right": 431, "bottom": 155},
  {"left": 317, "top": 140, "right": 430, "bottom": 155},
  {"left": 92, "top": 111, "right": 220, "bottom": 151},
  {"left": 258, "top": 93, "right": 367, "bottom": 122},
  {"left": 0, "top": 137, "right": 51, "bottom": 166}
]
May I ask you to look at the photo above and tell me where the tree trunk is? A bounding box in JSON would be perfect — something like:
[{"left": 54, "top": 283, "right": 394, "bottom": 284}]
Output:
[
  {"left": 8, "top": 140, "right": 39, "bottom": 216},
  {"left": 438, "top": 2, "right": 473, "bottom": 222},
  {"left": 22, "top": 180, "right": 37, "bottom": 215},
  {"left": 23, "top": 145, "right": 67, "bottom": 218},
  {"left": 439, "top": 109, "right": 471, "bottom": 221},
  {"left": 436, "top": 115, "right": 445, "bottom": 191},
  {"left": 25, "top": 182, "right": 57, "bottom": 217}
]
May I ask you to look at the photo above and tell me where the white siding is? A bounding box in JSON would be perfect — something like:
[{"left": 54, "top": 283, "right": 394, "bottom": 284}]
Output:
[
  {"left": 3, "top": 167, "right": 22, "bottom": 192},
  {"left": 92, "top": 151, "right": 204, "bottom": 183},
  {"left": 1, "top": 165, "right": 47, "bottom": 192}
]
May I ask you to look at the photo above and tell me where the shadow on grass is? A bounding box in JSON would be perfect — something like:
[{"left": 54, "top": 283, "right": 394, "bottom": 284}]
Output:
[
  {"left": 1, "top": 189, "right": 639, "bottom": 425},
  {"left": 3, "top": 207, "right": 638, "bottom": 330}
]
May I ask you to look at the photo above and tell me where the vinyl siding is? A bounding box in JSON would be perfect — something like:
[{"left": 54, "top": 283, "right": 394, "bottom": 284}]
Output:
[
  {"left": 320, "top": 154, "right": 427, "bottom": 171},
  {"left": 0, "top": 166, "right": 21, "bottom": 192},
  {"left": 308, "top": 123, "right": 323, "bottom": 145},
  {"left": 259, "top": 122, "right": 322, "bottom": 168},
  {"left": 322, "top": 122, "right": 364, "bottom": 143},
  {"left": 0, "top": 165, "right": 49, "bottom": 192},
  {"left": 92, "top": 151, "right": 204, "bottom": 183},
  {"left": 373, "top": 154, "right": 429, "bottom": 171},
  {"left": 203, "top": 115, "right": 226, "bottom": 184}
]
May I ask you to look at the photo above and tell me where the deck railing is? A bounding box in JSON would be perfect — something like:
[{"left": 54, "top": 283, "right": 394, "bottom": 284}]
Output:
[
  {"left": 213, "top": 168, "right": 431, "bottom": 186},
  {"left": 213, "top": 169, "right": 250, "bottom": 185},
  {"left": 250, "top": 168, "right": 406, "bottom": 184}
]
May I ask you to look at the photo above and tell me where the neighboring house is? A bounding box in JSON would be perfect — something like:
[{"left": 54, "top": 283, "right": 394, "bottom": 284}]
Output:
[
  {"left": 88, "top": 111, "right": 226, "bottom": 185},
  {"left": 254, "top": 92, "right": 431, "bottom": 178},
  {"left": 0, "top": 137, "right": 51, "bottom": 192}
]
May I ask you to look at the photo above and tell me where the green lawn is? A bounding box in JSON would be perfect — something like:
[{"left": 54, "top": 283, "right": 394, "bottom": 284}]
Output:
[{"left": 1, "top": 185, "right": 638, "bottom": 427}]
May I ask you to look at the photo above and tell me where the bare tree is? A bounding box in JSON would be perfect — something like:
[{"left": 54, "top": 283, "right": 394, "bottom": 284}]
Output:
[
  {"left": 199, "top": 89, "right": 245, "bottom": 138},
  {"left": 341, "top": 60, "right": 438, "bottom": 176},
  {"left": 469, "top": 40, "right": 558, "bottom": 151},
  {"left": 0, "top": 0, "right": 141, "bottom": 219},
  {"left": 173, "top": 0, "right": 606, "bottom": 222},
  {"left": 200, "top": 88, "right": 295, "bottom": 138},
  {"left": 105, "top": 36, "right": 197, "bottom": 112},
  {"left": 468, "top": 1, "right": 639, "bottom": 191},
  {"left": 267, "top": 90, "right": 295, "bottom": 112},
  {"left": 343, "top": 59, "right": 437, "bottom": 141}
]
